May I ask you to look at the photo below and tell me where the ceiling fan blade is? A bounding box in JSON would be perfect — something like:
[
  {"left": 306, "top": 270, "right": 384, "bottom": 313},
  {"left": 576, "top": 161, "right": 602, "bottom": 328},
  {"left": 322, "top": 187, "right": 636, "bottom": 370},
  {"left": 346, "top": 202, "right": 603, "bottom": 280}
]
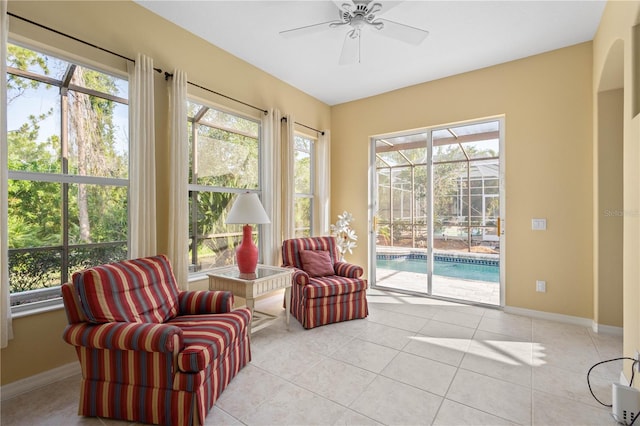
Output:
[
  {"left": 376, "top": 18, "right": 429, "bottom": 45},
  {"left": 339, "top": 30, "right": 360, "bottom": 65},
  {"left": 279, "top": 21, "right": 336, "bottom": 38}
]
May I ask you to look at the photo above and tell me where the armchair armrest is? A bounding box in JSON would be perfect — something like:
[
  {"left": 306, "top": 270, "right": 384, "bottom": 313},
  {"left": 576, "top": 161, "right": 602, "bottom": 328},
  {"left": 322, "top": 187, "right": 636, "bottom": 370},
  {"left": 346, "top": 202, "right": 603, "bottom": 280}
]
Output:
[
  {"left": 334, "top": 262, "right": 364, "bottom": 278},
  {"left": 62, "top": 322, "right": 183, "bottom": 353},
  {"left": 284, "top": 265, "right": 309, "bottom": 285},
  {"left": 179, "top": 290, "right": 234, "bottom": 314}
]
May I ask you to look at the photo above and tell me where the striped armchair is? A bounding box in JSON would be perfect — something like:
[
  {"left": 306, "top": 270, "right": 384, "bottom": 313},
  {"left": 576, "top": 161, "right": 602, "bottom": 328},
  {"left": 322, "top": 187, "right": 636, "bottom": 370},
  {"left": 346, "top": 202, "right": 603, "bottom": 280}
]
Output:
[
  {"left": 61, "top": 255, "right": 251, "bottom": 426},
  {"left": 282, "top": 236, "right": 368, "bottom": 329}
]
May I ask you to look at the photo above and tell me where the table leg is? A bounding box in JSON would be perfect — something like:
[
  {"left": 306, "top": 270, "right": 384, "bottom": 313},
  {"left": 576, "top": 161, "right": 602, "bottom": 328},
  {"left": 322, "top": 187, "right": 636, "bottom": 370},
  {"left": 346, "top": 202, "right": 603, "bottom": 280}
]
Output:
[
  {"left": 246, "top": 297, "right": 255, "bottom": 335},
  {"left": 284, "top": 286, "right": 291, "bottom": 330}
]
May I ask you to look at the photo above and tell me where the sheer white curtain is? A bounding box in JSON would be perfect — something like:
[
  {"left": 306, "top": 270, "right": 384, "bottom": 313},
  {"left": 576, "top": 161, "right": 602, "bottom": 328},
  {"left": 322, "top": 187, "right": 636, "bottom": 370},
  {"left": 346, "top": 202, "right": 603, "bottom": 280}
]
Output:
[
  {"left": 261, "top": 109, "right": 283, "bottom": 265},
  {"left": 166, "top": 70, "right": 188, "bottom": 287},
  {"left": 128, "top": 54, "right": 157, "bottom": 258},
  {"left": 281, "top": 114, "right": 296, "bottom": 240},
  {"left": 1, "top": 0, "right": 14, "bottom": 348},
  {"left": 315, "top": 130, "right": 331, "bottom": 235}
]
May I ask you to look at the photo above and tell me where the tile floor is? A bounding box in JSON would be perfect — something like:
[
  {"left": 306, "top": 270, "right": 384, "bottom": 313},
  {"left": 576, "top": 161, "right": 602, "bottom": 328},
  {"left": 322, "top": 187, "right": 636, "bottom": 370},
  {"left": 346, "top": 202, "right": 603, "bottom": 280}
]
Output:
[{"left": 1, "top": 288, "right": 625, "bottom": 426}]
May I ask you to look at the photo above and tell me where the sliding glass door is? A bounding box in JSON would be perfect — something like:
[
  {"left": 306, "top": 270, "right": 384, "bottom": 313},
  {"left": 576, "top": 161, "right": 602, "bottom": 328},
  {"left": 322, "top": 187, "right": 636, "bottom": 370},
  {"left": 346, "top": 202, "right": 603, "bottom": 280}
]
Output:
[{"left": 370, "top": 118, "right": 504, "bottom": 306}]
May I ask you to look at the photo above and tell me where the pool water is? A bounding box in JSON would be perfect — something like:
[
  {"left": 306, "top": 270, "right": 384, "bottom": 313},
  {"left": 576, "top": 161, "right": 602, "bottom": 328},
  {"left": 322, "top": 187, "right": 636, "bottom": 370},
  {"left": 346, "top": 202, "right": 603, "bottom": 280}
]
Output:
[{"left": 377, "top": 257, "right": 499, "bottom": 283}]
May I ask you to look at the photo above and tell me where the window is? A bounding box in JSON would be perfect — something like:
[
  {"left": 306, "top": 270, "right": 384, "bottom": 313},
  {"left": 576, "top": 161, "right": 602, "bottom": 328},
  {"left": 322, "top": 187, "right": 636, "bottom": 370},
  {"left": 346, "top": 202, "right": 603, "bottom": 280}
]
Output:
[
  {"left": 187, "top": 100, "right": 262, "bottom": 273},
  {"left": 293, "top": 134, "right": 315, "bottom": 237},
  {"left": 6, "top": 42, "right": 129, "bottom": 311}
]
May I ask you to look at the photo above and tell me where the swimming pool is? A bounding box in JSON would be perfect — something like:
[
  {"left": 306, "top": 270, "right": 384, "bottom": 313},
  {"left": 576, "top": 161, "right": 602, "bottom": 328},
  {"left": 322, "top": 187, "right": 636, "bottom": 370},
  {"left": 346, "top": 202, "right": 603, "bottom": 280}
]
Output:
[{"left": 376, "top": 257, "right": 499, "bottom": 283}]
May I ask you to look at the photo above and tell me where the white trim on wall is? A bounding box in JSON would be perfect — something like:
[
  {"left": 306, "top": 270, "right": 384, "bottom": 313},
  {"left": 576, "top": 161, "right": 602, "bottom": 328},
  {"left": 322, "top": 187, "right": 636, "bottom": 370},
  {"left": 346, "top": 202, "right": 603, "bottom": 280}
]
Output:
[
  {"left": 505, "top": 305, "right": 623, "bottom": 335},
  {"left": 1, "top": 362, "right": 80, "bottom": 401}
]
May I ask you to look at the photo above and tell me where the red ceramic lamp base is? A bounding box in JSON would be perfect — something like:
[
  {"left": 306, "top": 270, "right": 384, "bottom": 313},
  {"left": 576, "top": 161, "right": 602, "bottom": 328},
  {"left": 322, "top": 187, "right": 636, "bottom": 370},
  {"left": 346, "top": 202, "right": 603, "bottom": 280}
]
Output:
[{"left": 236, "top": 224, "right": 258, "bottom": 274}]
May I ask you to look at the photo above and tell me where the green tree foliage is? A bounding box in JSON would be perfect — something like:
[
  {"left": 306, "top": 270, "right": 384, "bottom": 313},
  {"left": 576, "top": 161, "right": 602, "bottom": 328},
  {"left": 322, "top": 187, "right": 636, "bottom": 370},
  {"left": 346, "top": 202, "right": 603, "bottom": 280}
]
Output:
[
  {"left": 7, "top": 44, "right": 128, "bottom": 296},
  {"left": 187, "top": 103, "right": 261, "bottom": 269},
  {"left": 6, "top": 44, "right": 49, "bottom": 103}
]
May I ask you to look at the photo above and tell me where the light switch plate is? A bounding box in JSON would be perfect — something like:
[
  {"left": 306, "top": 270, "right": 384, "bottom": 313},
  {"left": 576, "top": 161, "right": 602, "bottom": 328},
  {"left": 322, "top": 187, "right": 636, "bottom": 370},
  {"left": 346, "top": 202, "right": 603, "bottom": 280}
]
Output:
[{"left": 532, "top": 218, "right": 547, "bottom": 230}]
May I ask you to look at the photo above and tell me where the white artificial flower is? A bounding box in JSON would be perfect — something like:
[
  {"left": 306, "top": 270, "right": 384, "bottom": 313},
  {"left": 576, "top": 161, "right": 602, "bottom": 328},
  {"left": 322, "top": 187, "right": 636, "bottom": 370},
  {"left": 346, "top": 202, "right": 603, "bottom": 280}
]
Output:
[{"left": 330, "top": 211, "right": 357, "bottom": 260}]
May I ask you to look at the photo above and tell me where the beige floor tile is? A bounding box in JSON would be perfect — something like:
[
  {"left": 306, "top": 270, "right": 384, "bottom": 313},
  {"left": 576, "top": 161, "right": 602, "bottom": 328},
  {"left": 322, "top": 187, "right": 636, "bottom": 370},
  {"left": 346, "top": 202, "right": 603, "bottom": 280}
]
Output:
[
  {"left": 460, "top": 351, "right": 533, "bottom": 387},
  {"left": 538, "top": 343, "right": 605, "bottom": 377},
  {"left": 330, "top": 338, "right": 399, "bottom": 373},
  {"left": 381, "top": 351, "right": 457, "bottom": 396},
  {"left": 432, "top": 309, "right": 482, "bottom": 329},
  {"left": 333, "top": 409, "right": 383, "bottom": 425},
  {"left": 533, "top": 364, "right": 612, "bottom": 408},
  {"left": 214, "top": 364, "right": 289, "bottom": 418},
  {"left": 349, "top": 376, "right": 442, "bottom": 425},
  {"left": 292, "top": 324, "right": 357, "bottom": 356},
  {"left": 419, "top": 318, "right": 477, "bottom": 339},
  {"left": 367, "top": 308, "right": 430, "bottom": 332},
  {"left": 403, "top": 333, "right": 472, "bottom": 366},
  {"left": 351, "top": 320, "right": 417, "bottom": 350},
  {"left": 433, "top": 399, "right": 517, "bottom": 425},
  {"left": 241, "top": 382, "right": 347, "bottom": 426},
  {"left": 294, "top": 357, "right": 377, "bottom": 406},
  {"left": 378, "top": 301, "right": 443, "bottom": 319},
  {"left": 250, "top": 341, "right": 327, "bottom": 380},
  {"left": 477, "top": 314, "right": 532, "bottom": 341},
  {"left": 532, "top": 390, "right": 614, "bottom": 426},
  {"left": 204, "top": 407, "right": 243, "bottom": 425},
  {"left": 447, "top": 369, "right": 532, "bottom": 424}
]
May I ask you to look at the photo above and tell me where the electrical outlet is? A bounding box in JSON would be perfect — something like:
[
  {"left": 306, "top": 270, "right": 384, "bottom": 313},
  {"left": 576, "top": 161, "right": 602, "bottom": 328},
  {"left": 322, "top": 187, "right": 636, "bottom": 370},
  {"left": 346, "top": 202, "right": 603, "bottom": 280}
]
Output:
[
  {"left": 635, "top": 350, "right": 640, "bottom": 373},
  {"left": 536, "top": 280, "right": 546, "bottom": 292}
]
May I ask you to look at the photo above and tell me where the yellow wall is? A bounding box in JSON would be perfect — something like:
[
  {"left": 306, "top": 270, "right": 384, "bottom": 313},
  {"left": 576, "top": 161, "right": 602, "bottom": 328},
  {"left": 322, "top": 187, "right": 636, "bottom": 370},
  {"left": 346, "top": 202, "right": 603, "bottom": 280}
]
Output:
[
  {"left": 331, "top": 43, "right": 595, "bottom": 318},
  {"left": 2, "top": 0, "right": 330, "bottom": 386},
  {"left": 595, "top": 88, "right": 624, "bottom": 327},
  {"left": 593, "top": 0, "right": 640, "bottom": 384}
]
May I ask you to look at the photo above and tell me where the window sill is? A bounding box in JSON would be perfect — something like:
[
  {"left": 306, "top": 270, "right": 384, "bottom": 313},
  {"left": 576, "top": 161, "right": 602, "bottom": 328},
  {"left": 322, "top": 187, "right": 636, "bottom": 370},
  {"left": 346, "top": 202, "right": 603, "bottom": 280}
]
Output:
[
  {"left": 11, "top": 297, "right": 65, "bottom": 319},
  {"left": 11, "top": 273, "right": 219, "bottom": 318}
]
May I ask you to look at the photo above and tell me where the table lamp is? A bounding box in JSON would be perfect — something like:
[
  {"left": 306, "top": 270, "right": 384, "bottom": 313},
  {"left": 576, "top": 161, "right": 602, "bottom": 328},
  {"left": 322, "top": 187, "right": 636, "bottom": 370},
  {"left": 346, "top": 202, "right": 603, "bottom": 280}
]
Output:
[{"left": 225, "top": 192, "right": 271, "bottom": 274}]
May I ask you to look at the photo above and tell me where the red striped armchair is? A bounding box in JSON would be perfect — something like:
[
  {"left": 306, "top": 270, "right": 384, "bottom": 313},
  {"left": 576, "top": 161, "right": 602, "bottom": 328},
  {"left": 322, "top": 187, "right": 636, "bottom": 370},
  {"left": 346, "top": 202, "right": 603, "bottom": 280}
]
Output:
[
  {"left": 282, "top": 236, "right": 368, "bottom": 329},
  {"left": 61, "top": 255, "right": 251, "bottom": 426}
]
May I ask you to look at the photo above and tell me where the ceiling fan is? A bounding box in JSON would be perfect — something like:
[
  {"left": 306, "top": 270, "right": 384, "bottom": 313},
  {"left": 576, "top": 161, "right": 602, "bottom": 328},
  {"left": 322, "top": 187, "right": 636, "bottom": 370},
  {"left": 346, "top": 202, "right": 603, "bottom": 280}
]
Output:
[{"left": 279, "top": 0, "right": 429, "bottom": 65}]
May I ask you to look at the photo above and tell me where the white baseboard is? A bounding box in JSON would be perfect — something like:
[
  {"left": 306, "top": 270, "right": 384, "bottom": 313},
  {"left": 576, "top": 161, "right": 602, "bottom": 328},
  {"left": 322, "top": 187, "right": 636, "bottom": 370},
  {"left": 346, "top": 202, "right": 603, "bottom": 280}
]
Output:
[
  {"left": 1, "top": 362, "right": 80, "bottom": 401},
  {"left": 504, "top": 305, "right": 593, "bottom": 327},
  {"left": 504, "top": 306, "right": 624, "bottom": 336},
  {"left": 592, "top": 321, "right": 624, "bottom": 336}
]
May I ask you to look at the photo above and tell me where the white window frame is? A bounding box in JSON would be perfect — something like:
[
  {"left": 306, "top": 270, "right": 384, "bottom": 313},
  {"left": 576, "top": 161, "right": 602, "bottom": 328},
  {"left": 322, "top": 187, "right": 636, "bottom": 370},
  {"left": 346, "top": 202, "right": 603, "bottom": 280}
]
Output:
[
  {"left": 6, "top": 40, "right": 130, "bottom": 315},
  {"left": 186, "top": 99, "right": 264, "bottom": 276},
  {"left": 293, "top": 133, "right": 316, "bottom": 237}
]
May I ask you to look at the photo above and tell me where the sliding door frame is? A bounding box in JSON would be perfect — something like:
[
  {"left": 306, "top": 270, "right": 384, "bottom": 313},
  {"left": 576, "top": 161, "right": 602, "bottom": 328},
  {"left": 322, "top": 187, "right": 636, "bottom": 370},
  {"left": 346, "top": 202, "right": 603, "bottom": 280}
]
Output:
[{"left": 368, "top": 116, "right": 505, "bottom": 308}]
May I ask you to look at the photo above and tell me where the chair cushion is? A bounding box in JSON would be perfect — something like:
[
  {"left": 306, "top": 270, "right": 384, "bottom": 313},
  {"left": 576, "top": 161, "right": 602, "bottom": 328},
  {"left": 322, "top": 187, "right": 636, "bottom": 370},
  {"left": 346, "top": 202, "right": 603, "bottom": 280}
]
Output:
[
  {"left": 73, "top": 255, "right": 180, "bottom": 324},
  {"left": 300, "top": 250, "right": 335, "bottom": 277},
  {"left": 169, "top": 309, "right": 251, "bottom": 373},
  {"left": 303, "top": 276, "right": 368, "bottom": 299},
  {"left": 282, "top": 237, "right": 340, "bottom": 269}
]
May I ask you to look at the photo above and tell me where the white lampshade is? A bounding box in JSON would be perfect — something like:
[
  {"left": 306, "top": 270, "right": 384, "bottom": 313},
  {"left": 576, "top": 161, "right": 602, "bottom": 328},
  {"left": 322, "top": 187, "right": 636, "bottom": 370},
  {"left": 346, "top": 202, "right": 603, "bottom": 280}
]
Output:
[{"left": 225, "top": 192, "right": 271, "bottom": 225}]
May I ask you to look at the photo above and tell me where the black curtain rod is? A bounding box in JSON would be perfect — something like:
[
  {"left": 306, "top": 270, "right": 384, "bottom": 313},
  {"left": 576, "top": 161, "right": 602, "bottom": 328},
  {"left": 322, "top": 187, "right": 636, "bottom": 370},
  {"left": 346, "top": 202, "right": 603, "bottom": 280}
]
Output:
[
  {"left": 8, "top": 12, "right": 162, "bottom": 74},
  {"left": 281, "top": 116, "right": 325, "bottom": 136},
  {"left": 165, "top": 72, "right": 267, "bottom": 116}
]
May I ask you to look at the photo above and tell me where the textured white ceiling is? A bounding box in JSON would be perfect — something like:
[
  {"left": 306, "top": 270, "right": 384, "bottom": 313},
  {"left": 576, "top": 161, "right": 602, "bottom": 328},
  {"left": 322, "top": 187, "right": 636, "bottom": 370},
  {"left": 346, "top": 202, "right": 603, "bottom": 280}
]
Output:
[{"left": 135, "top": 0, "right": 606, "bottom": 105}]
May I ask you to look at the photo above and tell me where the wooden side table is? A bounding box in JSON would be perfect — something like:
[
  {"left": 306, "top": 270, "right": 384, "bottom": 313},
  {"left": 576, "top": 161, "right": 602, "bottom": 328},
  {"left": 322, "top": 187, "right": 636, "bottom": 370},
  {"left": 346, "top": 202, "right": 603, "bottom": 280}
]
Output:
[{"left": 208, "top": 265, "right": 293, "bottom": 334}]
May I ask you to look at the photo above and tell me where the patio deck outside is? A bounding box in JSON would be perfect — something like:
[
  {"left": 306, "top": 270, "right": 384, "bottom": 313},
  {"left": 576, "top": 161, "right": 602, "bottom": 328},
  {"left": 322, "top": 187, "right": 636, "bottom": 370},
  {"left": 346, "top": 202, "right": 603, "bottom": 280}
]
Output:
[{"left": 374, "top": 245, "right": 500, "bottom": 305}]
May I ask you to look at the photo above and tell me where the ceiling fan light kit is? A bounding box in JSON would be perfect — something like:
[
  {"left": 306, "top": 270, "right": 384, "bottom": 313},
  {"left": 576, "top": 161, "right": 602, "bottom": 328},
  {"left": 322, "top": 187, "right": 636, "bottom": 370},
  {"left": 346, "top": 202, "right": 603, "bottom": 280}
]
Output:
[{"left": 280, "top": 0, "right": 429, "bottom": 65}]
